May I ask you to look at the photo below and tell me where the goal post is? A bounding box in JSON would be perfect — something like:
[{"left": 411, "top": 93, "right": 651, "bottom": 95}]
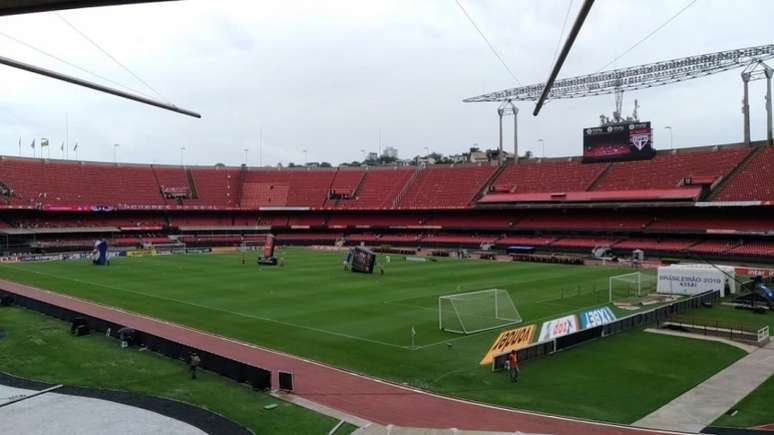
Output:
[
  {"left": 438, "top": 289, "right": 522, "bottom": 334},
  {"left": 609, "top": 272, "right": 642, "bottom": 302}
]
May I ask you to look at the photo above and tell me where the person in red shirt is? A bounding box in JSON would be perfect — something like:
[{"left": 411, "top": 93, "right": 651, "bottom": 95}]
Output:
[{"left": 507, "top": 350, "right": 519, "bottom": 383}]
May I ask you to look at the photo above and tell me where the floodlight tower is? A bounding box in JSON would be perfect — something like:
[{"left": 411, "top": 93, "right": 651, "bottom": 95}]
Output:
[
  {"left": 497, "top": 100, "right": 518, "bottom": 163},
  {"left": 741, "top": 60, "right": 773, "bottom": 145}
]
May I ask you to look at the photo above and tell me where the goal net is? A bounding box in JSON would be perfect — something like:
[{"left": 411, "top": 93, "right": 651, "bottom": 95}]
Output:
[
  {"left": 609, "top": 271, "right": 657, "bottom": 302},
  {"left": 438, "top": 289, "right": 522, "bottom": 334}
]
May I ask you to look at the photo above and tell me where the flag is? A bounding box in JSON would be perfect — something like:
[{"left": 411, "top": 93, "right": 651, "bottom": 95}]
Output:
[
  {"left": 40, "top": 138, "right": 49, "bottom": 148},
  {"left": 61, "top": 142, "right": 64, "bottom": 152},
  {"left": 30, "top": 139, "right": 35, "bottom": 149},
  {"left": 73, "top": 143, "right": 78, "bottom": 151}
]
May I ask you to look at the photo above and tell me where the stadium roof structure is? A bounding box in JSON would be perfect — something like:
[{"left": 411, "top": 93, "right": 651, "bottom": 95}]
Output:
[
  {"left": 463, "top": 44, "right": 774, "bottom": 103},
  {"left": 0, "top": 0, "right": 175, "bottom": 16}
]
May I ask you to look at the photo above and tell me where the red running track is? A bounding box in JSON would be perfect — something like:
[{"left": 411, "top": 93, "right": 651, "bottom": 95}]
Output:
[{"left": 0, "top": 278, "right": 685, "bottom": 435}]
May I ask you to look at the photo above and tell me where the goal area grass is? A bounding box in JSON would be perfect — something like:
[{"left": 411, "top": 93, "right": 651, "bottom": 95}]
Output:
[{"left": 0, "top": 247, "right": 747, "bottom": 423}]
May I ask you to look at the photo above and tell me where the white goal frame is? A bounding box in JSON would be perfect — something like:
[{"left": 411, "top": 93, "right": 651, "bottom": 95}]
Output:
[
  {"left": 438, "top": 288, "right": 521, "bottom": 335},
  {"left": 609, "top": 272, "right": 642, "bottom": 302}
]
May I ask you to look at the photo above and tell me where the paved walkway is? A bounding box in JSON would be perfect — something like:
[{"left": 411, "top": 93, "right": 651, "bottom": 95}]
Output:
[
  {"left": 0, "top": 278, "right": 685, "bottom": 435},
  {"left": 644, "top": 328, "right": 759, "bottom": 354},
  {"left": 635, "top": 340, "right": 774, "bottom": 434},
  {"left": 0, "top": 385, "right": 205, "bottom": 435}
]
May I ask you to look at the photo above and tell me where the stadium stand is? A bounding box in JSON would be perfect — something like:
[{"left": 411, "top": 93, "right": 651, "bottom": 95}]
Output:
[
  {"left": 3, "top": 143, "right": 774, "bottom": 261},
  {"left": 188, "top": 167, "right": 239, "bottom": 207},
  {"left": 397, "top": 165, "right": 496, "bottom": 208},
  {"left": 516, "top": 210, "right": 651, "bottom": 230},
  {"left": 335, "top": 167, "right": 415, "bottom": 209},
  {"left": 491, "top": 159, "right": 608, "bottom": 193},
  {"left": 591, "top": 146, "right": 750, "bottom": 191},
  {"left": 714, "top": 146, "right": 774, "bottom": 201}
]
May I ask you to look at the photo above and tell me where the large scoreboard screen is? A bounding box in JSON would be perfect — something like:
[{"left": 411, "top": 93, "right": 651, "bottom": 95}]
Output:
[
  {"left": 582, "top": 122, "right": 655, "bottom": 163},
  {"left": 350, "top": 246, "right": 376, "bottom": 274}
]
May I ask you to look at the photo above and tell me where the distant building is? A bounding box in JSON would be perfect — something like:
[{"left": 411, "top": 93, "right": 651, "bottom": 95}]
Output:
[
  {"left": 448, "top": 154, "right": 467, "bottom": 163},
  {"left": 469, "top": 150, "right": 488, "bottom": 163},
  {"left": 367, "top": 152, "right": 379, "bottom": 161}
]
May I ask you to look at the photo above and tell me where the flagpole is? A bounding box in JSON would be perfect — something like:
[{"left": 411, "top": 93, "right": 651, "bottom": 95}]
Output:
[
  {"left": 65, "top": 114, "right": 69, "bottom": 159},
  {"left": 18, "top": 137, "right": 21, "bottom": 156}
]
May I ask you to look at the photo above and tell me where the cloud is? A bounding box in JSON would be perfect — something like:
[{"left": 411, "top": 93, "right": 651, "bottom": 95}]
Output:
[{"left": 0, "top": 0, "right": 771, "bottom": 166}]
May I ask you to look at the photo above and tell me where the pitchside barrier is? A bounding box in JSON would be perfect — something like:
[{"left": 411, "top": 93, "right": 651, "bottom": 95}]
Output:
[
  {"left": 492, "top": 290, "right": 721, "bottom": 371},
  {"left": 0, "top": 289, "right": 272, "bottom": 390}
]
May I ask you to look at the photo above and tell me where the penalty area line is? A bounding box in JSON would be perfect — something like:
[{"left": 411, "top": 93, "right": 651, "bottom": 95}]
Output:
[{"left": 0, "top": 265, "right": 411, "bottom": 350}]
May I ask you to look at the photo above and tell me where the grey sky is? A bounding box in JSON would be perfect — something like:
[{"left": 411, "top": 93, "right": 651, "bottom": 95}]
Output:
[{"left": 0, "top": 0, "right": 772, "bottom": 167}]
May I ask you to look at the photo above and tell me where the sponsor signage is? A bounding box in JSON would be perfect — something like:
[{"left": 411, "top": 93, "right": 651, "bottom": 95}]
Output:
[
  {"left": 582, "top": 121, "right": 655, "bottom": 163},
  {"left": 579, "top": 307, "right": 617, "bottom": 329},
  {"left": 126, "top": 249, "right": 156, "bottom": 257},
  {"left": 736, "top": 266, "right": 774, "bottom": 278},
  {"left": 211, "top": 246, "right": 237, "bottom": 253},
  {"left": 538, "top": 314, "right": 579, "bottom": 342},
  {"left": 480, "top": 324, "right": 535, "bottom": 365}
]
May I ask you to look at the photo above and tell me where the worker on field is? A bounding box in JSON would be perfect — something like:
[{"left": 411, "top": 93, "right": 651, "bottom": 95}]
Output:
[
  {"left": 241, "top": 253, "right": 246, "bottom": 265},
  {"left": 507, "top": 350, "right": 519, "bottom": 383},
  {"left": 379, "top": 263, "right": 385, "bottom": 276},
  {"left": 189, "top": 351, "right": 201, "bottom": 380},
  {"left": 279, "top": 256, "right": 286, "bottom": 267}
]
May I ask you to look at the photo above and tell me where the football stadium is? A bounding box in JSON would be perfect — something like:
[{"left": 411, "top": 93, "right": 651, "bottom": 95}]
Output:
[{"left": 1, "top": 1, "right": 774, "bottom": 435}]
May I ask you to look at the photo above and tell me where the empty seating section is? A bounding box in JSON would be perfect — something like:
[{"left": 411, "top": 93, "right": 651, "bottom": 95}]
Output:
[
  {"left": 188, "top": 168, "right": 238, "bottom": 207},
  {"left": 329, "top": 169, "right": 365, "bottom": 196},
  {"left": 729, "top": 241, "right": 774, "bottom": 256},
  {"left": 327, "top": 213, "right": 422, "bottom": 227},
  {"left": 516, "top": 211, "right": 651, "bottom": 230},
  {"left": 593, "top": 148, "right": 750, "bottom": 191},
  {"left": 243, "top": 169, "right": 335, "bottom": 208},
  {"left": 288, "top": 214, "right": 327, "bottom": 226},
  {"left": 493, "top": 160, "right": 607, "bottom": 193},
  {"left": 0, "top": 159, "right": 163, "bottom": 206},
  {"left": 649, "top": 212, "right": 774, "bottom": 231},
  {"left": 399, "top": 165, "right": 496, "bottom": 208},
  {"left": 425, "top": 213, "right": 515, "bottom": 228},
  {"left": 378, "top": 233, "right": 421, "bottom": 243},
  {"left": 613, "top": 238, "right": 698, "bottom": 251},
  {"left": 336, "top": 168, "right": 414, "bottom": 209},
  {"left": 276, "top": 232, "right": 342, "bottom": 241},
  {"left": 552, "top": 237, "right": 620, "bottom": 248},
  {"left": 241, "top": 182, "right": 289, "bottom": 208},
  {"left": 153, "top": 166, "right": 189, "bottom": 191},
  {"left": 715, "top": 147, "right": 774, "bottom": 201},
  {"left": 688, "top": 239, "right": 739, "bottom": 255},
  {"left": 170, "top": 214, "right": 232, "bottom": 227}
]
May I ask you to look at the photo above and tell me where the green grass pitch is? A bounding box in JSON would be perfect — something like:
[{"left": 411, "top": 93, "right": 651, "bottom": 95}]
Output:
[{"left": 0, "top": 248, "right": 746, "bottom": 423}]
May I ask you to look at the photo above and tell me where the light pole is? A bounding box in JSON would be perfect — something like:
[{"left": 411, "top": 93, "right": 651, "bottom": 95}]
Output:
[
  {"left": 664, "top": 126, "right": 673, "bottom": 149},
  {"left": 538, "top": 138, "right": 545, "bottom": 158},
  {"left": 360, "top": 149, "right": 366, "bottom": 161},
  {"left": 113, "top": 143, "right": 120, "bottom": 164},
  {"left": 180, "top": 147, "right": 186, "bottom": 166},
  {"left": 302, "top": 149, "right": 308, "bottom": 165},
  {"left": 243, "top": 148, "right": 249, "bottom": 165}
]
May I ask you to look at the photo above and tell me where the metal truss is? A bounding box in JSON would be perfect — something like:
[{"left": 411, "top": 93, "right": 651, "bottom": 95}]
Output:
[{"left": 464, "top": 44, "right": 774, "bottom": 103}]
